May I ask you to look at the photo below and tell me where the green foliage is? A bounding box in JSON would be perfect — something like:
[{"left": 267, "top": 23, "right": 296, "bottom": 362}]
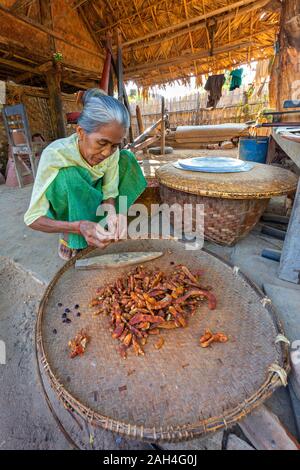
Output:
[{"left": 53, "top": 52, "right": 63, "bottom": 62}]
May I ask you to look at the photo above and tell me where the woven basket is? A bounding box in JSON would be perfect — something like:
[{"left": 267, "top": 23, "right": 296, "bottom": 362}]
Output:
[
  {"left": 135, "top": 176, "right": 161, "bottom": 215},
  {"left": 36, "top": 239, "right": 290, "bottom": 443},
  {"left": 156, "top": 162, "right": 298, "bottom": 246},
  {"left": 160, "top": 184, "right": 270, "bottom": 246}
]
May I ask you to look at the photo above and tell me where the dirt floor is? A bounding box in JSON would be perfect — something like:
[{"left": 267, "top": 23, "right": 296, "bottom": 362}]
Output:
[{"left": 0, "top": 148, "right": 299, "bottom": 450}]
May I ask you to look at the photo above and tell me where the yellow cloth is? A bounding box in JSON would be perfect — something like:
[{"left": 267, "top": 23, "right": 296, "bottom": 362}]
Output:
[{"left": 24, "top": 133, "right": 119, "bottom": 226}]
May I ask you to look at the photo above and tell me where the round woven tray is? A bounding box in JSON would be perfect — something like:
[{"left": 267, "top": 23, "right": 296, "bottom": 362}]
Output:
[
  {"left": 156, "top": 163, "right": 297, "bottom": 245},
  {"left": 36, "top": 239, "right": 289, "bottom": 443},
  {"left": 156, "top": 162, "right": 298, "bottom": 199}
]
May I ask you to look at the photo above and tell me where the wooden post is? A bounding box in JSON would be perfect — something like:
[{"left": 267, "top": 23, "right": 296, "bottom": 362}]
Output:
[
  {"left": 108, "top": 66, "right": 114, "bottom": 96},
  {"left": 136, "top": 104, "right": 148, "bottom": 156},
  {"left": 45, "top": 63, "right": 66, "bottom": 139},
  {"left": 116, "top": 29, "right": 124, "bottom": 103},
  {"left": 278, "top": 179, "right": 300, "bottom": 284},
  {"left": 269, "top": 0, "right": 300, "bottom": 113},
  {"left": 39, "top": 0, "right": 66, "bottom": 139},
  {"left": 115, "top": 29, "right": 133, "bottom": 143},
  {"left": 136, "top": 105, "right": 144, "bottom": 135},
  {"left": 160, "top": 96, "right": 165, "bottom": 155}
]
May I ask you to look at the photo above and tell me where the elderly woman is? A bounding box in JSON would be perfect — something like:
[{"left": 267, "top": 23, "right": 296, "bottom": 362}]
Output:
[{"left": 24, "top": 89, "right": 147, "bottom": 260}]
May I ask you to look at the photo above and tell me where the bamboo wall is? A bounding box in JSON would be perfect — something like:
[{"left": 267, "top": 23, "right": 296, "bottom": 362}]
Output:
[
  {"left": 130, "top": 83, "right": 269, "bottom": 137},
  {"left": 0, "top": 83, "right": 78, "bottom": 174}
]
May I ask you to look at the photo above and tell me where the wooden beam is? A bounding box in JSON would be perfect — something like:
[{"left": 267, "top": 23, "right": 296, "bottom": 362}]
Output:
[
  {"left": 0, "top": 44, "right": 99, "bottom": 84},
  {"left": 0, "top": 4, "right": 104, "bottom": 59},
  {"left": 77, "top": 4, "right": 105, "bottom": 53},
  {"left": 73, "top": 0, "right": 90, "bottom": 8},
  {"left": 14, "top": 60, "right": 53, "bottom": 83},
  {"left": 122, "top": 0, "right": 269, "bottom": 47},
  {"left": 63, "top": 78, "right": 95, "bottom": 89},
  {"left": 125, "top": 39, "right": 255, "bottom": 74},
  {"left": 0, "top": 35, "right": 50, "bottom": 64},
  {"left": 127, "top": 47, "right": 274, "bottom": 86},
  {"left": 0, "top": 56, "right": 39, "bottom": 74},
  {"left": 39, "top": 0, "right": 55, "bottom": 53},
  {"left": 95, "top": 0, "right": 165, "bottom": 34},
  {"left": 10, "top": 0, "right": 34, "bottom": 12},
  {"left": 239, "top": 405, "right": 300, "bottom": 450},
  {"left": 126, "top": 0, "right": 270, "bottom": 53},
  {"left": 125, "top": 23, "right": 276, "bottom": 76}
]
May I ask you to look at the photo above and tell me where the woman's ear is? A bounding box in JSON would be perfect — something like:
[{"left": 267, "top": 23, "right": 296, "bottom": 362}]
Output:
[{"left": 76, "top": 125, "right": 84, "bottom": 142}]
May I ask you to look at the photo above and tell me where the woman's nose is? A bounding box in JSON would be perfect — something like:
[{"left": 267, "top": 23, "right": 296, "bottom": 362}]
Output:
[{"left": 101, "top": 145, "right": 113, "bottom": 158}]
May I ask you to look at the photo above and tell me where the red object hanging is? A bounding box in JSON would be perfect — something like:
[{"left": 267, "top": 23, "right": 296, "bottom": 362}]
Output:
[{"left": 99, "top": 48, "right": 111, "bottom": 93}]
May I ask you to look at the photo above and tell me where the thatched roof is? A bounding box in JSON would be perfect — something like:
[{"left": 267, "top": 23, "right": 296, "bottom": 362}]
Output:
[
  {"left": 100, "top": 0, "right": 280, "bottom": 88},
  {"left": 0, "top": 0, "right": 281, "bottom": 91}
]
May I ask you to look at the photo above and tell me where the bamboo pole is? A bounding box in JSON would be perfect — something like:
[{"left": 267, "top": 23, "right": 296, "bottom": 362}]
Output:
[
  {"left": 77, "top": 4, "right": 106, "bottom": 54},
  {"left": 160, "top": 96, "right": 165, "bottom": 156},
  {"left": 125, "top": 39, "right": 254, "bottom": 74},
  {"left": 136, "top": 105, "right": 144, "bottom": 134},
  {"left": 136, "top": 104, "right": 148, "bottom": 156},
  {"left": 122, "top": 0, "right": 269, "bottom": 47},
  {"left": 127, "top": 44, "right": 274, "bottom": 85},
  {"left": 117, "top": 29, "right": 124, "bottom": 102}
]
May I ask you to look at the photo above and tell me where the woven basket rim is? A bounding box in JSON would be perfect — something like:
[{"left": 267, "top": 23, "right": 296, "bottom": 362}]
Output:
[
  {"left": 36, "top": 242, "right": 290, "bottom": 443},
  {"left": 156, "top": 163, "right": 298, "bottom": 199}
]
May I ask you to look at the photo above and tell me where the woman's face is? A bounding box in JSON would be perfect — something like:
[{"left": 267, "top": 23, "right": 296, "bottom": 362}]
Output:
[{"left": 77, "top": 121, "right": 126, "bottom": 166}]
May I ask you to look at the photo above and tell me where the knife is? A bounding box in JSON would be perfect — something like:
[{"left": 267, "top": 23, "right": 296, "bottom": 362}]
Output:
[{"left": 75, "top": 251, "right": 164, "bottom": 270}]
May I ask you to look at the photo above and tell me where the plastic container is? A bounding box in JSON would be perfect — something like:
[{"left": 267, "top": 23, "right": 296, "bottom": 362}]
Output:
[{"left": 239, "top": 137, "right": 269, "bottom": 164}]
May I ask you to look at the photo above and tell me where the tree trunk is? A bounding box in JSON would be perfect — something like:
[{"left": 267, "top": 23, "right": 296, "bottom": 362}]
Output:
[{"left": 269, "top": 0, "right": 300, "bottom": 114}]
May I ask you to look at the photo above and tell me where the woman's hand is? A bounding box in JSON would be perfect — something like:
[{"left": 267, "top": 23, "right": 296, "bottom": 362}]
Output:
[
  {"left": 79, "top": 221, "right": 114, "bottom": 248},
  {"left": 106, "top": 213, "right": 127, "bottom": 241}
]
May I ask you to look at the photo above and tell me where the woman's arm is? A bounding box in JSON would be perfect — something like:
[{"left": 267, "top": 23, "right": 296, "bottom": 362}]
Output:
[
  {"left": 104, "top": 197, "right": 116, "bottom": 209},
  {"left": 29, "top": 216, "right": 114, "bottom": 247},
  {"left": 29, "top": 216, "right": 81, "bottom": 234}
]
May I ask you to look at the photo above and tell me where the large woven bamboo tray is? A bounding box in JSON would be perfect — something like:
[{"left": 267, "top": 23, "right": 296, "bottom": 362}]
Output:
[{"left": 36, "top": 239, "right": 289, "bottom": 443}]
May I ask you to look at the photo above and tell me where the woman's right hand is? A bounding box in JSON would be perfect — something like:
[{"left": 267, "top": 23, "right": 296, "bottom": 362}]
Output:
[{"left": 79, "top": 221, "right": 113, "bottom": 248}]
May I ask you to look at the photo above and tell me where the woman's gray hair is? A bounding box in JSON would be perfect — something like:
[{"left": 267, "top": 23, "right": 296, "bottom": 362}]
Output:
[{"left": 78, "top": 88, "right": 130, "bottom": 133}]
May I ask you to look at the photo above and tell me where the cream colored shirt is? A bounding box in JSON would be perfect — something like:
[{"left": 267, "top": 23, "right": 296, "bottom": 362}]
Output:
[{"left": 24, "top": 133, "right": 119, "bottom": 226}]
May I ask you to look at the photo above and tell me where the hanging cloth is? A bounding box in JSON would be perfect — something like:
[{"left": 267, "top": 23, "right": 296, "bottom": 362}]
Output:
[
  {"left": 204, "top": 74, "right": 225, "bottom": 108},
  {"left": 229, "top": 68, "right": 243, "bottom": 91},
  {"left": 254, "top": 59, "right": 270, "bottom": 85}
]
